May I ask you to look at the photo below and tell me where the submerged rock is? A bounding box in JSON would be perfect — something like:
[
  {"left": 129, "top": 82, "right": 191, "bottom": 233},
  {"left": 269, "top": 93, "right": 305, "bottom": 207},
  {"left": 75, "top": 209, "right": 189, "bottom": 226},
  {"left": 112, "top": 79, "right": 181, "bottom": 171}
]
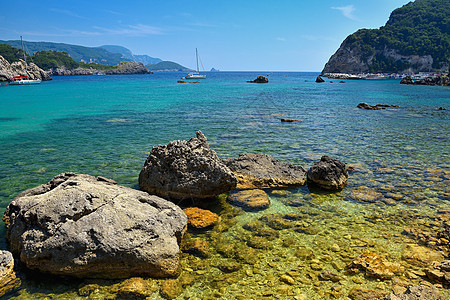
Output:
[
  {"left": 182, "top": 240, "right": 210, "bottom": 258},
  {"left": 183, "top": 207, "right": 219, "bottom": 229},
  {"left": 4, "top": 172, "right": 187, "bottom": 278},
  {"left": 383, "top": 285, "right": 445, "bottom": 300},
  {"left": 0, "top": 250, "right": 20, "bottom": 297},
  {"left": 139, "top": 131, "right": 237, "bottom": 200},
  {"left": 223, "top": 153, "right": 306, "bottom": 189},
  {"left": 348, "top": 288, "right": 388, "bottom": 300},
  {"left": 358, "top": 103, "right": 399, "bottom": 110},
  {"left": 247, "top": 75, "right": 268, "bottom": 83},
  {"left": 228, "top": 189, "right": 270, "bottom": 210},
  {"left": 425, "top": 260, "right": 450, "bottom": 285},
  {"left": 347, "top": 252, "right": 404, "bottom": 280},
  {"left": 307, "top": 156, "right": 348, "bottom": 190},
  {"left": 350, "top": 187, "right": 383, "bottom": 203}
]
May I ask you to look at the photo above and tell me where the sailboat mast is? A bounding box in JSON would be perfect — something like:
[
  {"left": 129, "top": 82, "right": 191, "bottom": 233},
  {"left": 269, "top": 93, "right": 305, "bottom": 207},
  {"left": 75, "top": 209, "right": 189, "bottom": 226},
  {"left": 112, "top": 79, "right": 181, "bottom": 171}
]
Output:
[
  {"left": 196, "top": 48, "right": 199, "bottom": 73},
  {"left": 20, "top": 36, "right": 28, "bottom": 76}
]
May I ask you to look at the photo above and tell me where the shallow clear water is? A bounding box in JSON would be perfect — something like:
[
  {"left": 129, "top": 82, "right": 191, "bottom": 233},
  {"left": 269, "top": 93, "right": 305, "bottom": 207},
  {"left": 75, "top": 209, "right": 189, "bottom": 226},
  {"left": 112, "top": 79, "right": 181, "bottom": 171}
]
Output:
[{"left": 0, "top": 72, "right": 449, "bottom": 299}]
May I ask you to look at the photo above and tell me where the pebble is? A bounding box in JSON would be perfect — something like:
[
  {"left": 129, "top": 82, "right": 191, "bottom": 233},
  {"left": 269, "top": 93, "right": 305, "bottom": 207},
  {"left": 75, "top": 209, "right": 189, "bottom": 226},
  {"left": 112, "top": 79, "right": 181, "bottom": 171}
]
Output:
[
  {"left": 280, "top": 275, "right": 295, "bottom": 285},
  {"left": 330, "top": 244, "right": 340, "bottom": 252}
]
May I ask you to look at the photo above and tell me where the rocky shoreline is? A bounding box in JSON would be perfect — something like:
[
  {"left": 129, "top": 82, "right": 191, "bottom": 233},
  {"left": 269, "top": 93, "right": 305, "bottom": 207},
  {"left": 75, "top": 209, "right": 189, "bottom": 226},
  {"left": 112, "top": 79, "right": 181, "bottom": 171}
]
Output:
[
  {"left": 400, "top": 75, "right": 450, "bottom": 86},
  {"left": 0, "top": 55, "right": 51, "bottom": 82},
  {"left": 1, "top": 131, "right": 448, "bottom": 299},
  {"left": 0, "top": 55, "right": 152, "bottom": 82},
  {"left": 48, "top": 61, "right": 152, "bottom": 76}
]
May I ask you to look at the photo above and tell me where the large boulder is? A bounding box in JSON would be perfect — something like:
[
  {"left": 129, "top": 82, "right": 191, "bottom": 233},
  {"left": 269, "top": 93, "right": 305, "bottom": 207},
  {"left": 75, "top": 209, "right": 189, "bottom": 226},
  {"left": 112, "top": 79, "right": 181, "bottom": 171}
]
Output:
[
  {"left": 139, "top": 131, "right": 237, "bottom": 200},
  {"left": 0, "top": 250, "right": 20, "bottom": 297},
  {"left": 4, "top": 173, "right": 187, "bottom": 279},
  {"left": 307, "top": 156, "right": 348, "bottom": 190},
  {"left": 223, "top": 153, "right": 306, "bottom": 189}
]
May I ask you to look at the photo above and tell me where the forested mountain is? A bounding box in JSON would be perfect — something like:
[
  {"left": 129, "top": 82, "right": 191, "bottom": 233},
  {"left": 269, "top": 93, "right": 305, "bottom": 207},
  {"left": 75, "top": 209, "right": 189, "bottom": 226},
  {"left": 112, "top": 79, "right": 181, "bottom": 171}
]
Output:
[
  {"left": 0, "top": 40, "right": 128, "bottom": 65},
  {"left": 322, "top": 0, "right": 449, "bottom": 74}
]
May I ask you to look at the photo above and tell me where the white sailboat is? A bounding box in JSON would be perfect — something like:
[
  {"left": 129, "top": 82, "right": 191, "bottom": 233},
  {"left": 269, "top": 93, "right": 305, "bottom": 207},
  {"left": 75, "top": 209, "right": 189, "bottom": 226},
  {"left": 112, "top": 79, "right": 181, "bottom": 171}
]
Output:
[
  {"left": 9, "top": 36, "right": 41, "bottom": 85},
  {"left": 184, "top": 48, "right": 206, "bottom": 79}
]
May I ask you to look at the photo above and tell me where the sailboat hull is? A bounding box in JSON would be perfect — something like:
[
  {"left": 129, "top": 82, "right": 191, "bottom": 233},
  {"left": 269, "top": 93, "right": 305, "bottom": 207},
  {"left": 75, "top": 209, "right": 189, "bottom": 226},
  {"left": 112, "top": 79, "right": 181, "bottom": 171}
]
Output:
[
  {"left": 185, "top": 73, "right": 206, "bottom": 79},
  {"left": 9, "top": 80, "right": 41, "bottom": 85}
]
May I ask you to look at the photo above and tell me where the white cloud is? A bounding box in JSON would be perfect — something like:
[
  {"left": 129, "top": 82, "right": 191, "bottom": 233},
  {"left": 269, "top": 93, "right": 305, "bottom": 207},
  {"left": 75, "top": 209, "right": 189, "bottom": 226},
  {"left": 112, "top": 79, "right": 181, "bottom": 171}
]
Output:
[
  {"left": 276, "top": 37, "right": 286, "bottom": 42},
  {"left": 331, "top": 5, "right": 357, "bottom": 20},
  {"left": 93, "top": 24, "right": 163, "bottom": 36},
  {"left": 50, "top": 8, "right": 86, "bottom": 19}
]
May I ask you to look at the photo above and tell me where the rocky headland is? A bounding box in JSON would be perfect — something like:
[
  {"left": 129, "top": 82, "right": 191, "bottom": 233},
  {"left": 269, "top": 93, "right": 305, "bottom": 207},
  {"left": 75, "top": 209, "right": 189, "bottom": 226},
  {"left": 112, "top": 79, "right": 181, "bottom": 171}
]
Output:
[
  {"left": 322, "top": 0, "right": 449, "bottom": 75},
  {"left": 0, "top": 55, "right": 51, "bottom": 82}
]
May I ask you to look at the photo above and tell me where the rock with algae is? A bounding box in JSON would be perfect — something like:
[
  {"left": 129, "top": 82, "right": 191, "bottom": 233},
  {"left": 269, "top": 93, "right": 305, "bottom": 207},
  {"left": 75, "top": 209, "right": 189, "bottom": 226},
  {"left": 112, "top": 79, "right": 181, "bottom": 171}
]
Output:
[
  {"left": 183, "top": 207, "right": 219, "bottom": 229},
  {"left": 347, "top": 252, "right": 404, "bottom": 280},
  {"left": 223, "top": 153, "right": 306, "bottom": 189},
  {"left": 228, "top": 189, "right": 270, "bottom": 210}
]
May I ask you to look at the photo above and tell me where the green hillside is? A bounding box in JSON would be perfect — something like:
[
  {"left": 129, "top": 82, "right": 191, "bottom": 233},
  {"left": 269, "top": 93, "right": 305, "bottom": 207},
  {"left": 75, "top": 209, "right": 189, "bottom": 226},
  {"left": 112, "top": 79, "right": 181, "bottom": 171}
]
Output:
[
  {"left": 146, "top": 61, "right": 191, "bottom": 71},
  {"left": 323, "top": 0, "right": 450, "bottom": 73},
  {"left": 0, "top": 44, "right": 31, "bottom": 63},
  {"left": 0, "top": 40, "right": 128, "bottom": 65}
]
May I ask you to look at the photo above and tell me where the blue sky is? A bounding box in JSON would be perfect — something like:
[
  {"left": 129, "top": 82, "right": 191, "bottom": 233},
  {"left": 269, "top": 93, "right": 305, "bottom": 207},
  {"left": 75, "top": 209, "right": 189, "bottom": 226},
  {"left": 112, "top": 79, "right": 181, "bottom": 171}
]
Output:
[{"left": 1, "top": 0, "right": 412, "bottom": 71}]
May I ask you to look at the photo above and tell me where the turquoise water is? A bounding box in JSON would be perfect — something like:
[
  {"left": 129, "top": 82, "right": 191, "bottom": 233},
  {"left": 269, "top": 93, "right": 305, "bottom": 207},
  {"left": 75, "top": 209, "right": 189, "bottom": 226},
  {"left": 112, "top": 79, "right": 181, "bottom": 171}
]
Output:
[{"left": 0, "top": 72, "right": 449, "bottom": 299}]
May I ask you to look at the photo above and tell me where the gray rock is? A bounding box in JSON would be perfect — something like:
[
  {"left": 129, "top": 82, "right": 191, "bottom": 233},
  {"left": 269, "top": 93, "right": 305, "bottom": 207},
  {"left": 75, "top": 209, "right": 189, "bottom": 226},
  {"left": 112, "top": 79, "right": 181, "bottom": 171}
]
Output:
[
  {"left": 247, "top": 75, "right": 269, "bottom": 83},
  {"left": 139, "top": 131, "right": 237, "bottom": 200},
  {"left": 315, "top": 76, "right": 325, "bottom": 83},
  {"left": 223, "top": 153, "right": 306, "bottom": 189},
  {"left": 383, "top": 285, "right": 445, "bottom": 300},
  {"left": 307, "top": 156, "right": 348, "bottom": 190},
  {"left": 4, "top": 172, "right": 187, "bottom": 278}
]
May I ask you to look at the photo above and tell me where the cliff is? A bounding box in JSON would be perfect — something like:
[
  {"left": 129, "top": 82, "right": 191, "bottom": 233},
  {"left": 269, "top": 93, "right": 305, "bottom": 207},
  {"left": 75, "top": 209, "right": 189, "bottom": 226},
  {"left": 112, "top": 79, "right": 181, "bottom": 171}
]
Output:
[
  {"left": 322, "top": 0, "right": 449, "bottom": 74},
  {"left": 0, "top": 55, "right": 52, "bottom": 82},
  {"left": 48, "top": 61, "right": 152, "bottom": 76}
]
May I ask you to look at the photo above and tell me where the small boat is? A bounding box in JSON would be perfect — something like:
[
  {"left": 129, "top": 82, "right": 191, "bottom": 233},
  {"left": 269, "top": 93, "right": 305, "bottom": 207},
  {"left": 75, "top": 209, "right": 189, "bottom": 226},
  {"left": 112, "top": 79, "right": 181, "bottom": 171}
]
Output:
[
  {"left": 184, "top": 48, "right": 206, "bottom": 80},
  {"left": 9, "top": 36, "right": 41, "bottom": 85},
  {"left": 9, "top": 75, "right": 41, "bottom": 85},
  {"left": 365, "top": 74, "right": 387, "bottom": 80}
]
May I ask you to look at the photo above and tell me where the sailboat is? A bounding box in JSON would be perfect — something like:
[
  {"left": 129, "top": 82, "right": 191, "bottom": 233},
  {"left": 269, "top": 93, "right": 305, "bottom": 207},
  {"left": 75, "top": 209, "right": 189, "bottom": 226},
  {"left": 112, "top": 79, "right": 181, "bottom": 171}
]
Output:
[
  {"left": 9, "top": 36, "right": 41, "bottom": 85},
  {"left": 184, "top": 48, "right": 206, "bottom": 79}
]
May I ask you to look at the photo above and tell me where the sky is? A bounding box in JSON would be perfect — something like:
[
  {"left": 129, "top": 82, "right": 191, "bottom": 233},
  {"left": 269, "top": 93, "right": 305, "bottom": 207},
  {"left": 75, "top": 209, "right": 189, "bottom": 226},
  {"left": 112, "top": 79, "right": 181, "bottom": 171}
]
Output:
[{"left": 0, "top": 0, "right": 413, "bottom": 71}]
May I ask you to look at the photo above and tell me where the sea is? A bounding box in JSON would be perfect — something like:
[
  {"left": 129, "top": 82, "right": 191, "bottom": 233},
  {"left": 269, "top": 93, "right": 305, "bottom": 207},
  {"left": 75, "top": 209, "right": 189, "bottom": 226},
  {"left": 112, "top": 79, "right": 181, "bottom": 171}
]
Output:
[{"left": 0, "top": 72, "right": 449, "bottom": 299}]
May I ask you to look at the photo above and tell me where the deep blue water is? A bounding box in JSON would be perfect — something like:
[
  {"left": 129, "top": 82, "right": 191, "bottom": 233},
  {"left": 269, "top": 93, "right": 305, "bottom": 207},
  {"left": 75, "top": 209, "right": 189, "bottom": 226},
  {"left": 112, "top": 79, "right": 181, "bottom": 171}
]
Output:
[{"left": 0, "top": 72, "right": 449, "bottom": 298}]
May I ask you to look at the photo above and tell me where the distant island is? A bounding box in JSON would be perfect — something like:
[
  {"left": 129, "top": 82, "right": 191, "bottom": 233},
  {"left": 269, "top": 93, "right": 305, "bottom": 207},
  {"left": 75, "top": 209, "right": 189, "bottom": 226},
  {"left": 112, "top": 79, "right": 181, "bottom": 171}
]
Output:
[{"left": 322, "top": 0, "right": 449, "bottom": 74}]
